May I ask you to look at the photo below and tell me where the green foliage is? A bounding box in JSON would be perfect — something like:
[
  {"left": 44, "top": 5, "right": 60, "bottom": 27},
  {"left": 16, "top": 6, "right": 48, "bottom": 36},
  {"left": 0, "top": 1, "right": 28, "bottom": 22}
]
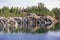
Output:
[
  {"left": 0, "top": 2, "right": 60, "bottom": 33},
  {"left": 25, "top": 2, "right": 55, "bottom": 18},
  {"left": 0, "top": 2, "right": 59, "bottom": 19},
  {"left": 38, "top": 2, "right": 44, "bottom": 8},
  {"left": 52, "top": 8, "right": 60, "bottom": 19},
  {"left": 49, "top": 23, "right": 60, "bottom": 31},
  {"left": 2, "top": 6, "right": 10, "bottom": 14},
  {"left": 35, "top": 29, "right": 48, "bottom": 33}
]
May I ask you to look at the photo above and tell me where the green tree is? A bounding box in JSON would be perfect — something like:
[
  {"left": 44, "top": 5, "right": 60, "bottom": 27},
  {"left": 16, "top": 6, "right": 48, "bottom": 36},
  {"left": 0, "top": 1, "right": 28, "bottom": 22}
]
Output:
[
  {"left": 10, "top": 7, "right": 14, "bottom": 13},
  {"left": 52, "top": 8, "right": 60, "bottom": 19},
  {"left": 0, "top": 9, "right": 1, "bottom": 13},
  {"left": 2, "top": 6, "right": 10, "bottom": 14},
  {"left": 38, "top": 2, "right": 44, "bottom": 8},
  {"left": 10, "top": 7, "right": 19, "bottom": 14}
]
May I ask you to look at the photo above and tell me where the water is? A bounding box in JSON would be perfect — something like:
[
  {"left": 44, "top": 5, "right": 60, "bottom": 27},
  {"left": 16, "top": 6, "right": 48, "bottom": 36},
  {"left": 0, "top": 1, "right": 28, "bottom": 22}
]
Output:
[
  {"left": 0, "top": 23, "right": 59, "bottom": 40},
  {"left": 0, "top": 31, "right": 60, "bottom": 40}
]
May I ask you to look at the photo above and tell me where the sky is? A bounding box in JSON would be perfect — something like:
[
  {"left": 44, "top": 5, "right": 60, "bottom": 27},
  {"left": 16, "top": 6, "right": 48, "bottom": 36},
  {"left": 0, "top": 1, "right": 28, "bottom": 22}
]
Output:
[{"left": 0, "top": 0, "right": 60, "bottom": 10}]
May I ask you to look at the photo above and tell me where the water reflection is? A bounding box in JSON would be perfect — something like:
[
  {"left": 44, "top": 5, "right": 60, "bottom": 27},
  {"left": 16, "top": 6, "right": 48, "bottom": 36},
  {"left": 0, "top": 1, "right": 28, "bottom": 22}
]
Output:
[{"left": 0, "top": 31, "right": 60, "bottom": 40}]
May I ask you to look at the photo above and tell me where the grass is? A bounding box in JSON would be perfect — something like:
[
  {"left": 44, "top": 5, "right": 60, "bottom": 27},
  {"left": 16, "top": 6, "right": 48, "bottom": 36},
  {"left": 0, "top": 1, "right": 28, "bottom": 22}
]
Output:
[{"left": 0, "top": 13, "right": 27, "bottom": 18}]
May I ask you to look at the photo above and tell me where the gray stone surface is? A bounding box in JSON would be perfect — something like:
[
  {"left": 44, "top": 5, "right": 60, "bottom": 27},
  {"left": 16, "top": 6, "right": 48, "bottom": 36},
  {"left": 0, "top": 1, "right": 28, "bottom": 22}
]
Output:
[{"left": 0, "top": 14, "right": 56, "bottom": 32}]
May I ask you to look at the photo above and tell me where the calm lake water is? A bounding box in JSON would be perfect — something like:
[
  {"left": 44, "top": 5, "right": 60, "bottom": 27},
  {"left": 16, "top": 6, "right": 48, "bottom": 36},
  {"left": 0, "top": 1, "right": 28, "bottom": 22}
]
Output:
[
  {"left": 0, "top": 23, "right": 59, "bottom": 40},
  {"left": 0, "top": 31, "right": 60, "bottom": 40}
]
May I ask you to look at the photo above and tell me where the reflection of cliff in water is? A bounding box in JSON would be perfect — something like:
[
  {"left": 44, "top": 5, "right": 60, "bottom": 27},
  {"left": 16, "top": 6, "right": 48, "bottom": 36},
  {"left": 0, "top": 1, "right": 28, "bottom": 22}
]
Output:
[
  {"left": 50, "top": 22, "right": 60, "bottom": 31},
  {"left": 0, "top": 13, "right": 58, "bottom": 32}
]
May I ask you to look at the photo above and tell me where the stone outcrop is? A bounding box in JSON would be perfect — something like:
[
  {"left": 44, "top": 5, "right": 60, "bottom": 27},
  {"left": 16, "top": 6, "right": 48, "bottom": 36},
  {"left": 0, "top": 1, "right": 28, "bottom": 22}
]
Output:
[{"left": 0, "top": 14, "right": 57, "bottom": 32}]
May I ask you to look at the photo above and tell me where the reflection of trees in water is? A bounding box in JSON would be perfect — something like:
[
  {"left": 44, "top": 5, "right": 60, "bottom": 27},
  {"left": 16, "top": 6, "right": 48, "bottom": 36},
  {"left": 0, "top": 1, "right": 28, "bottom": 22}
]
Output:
[{"left": 50, "top": 23, "right": 60, "bottom": 31}]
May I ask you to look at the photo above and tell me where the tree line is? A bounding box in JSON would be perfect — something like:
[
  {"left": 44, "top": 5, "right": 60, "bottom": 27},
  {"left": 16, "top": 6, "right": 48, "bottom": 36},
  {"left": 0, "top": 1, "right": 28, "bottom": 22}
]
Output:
[{"left": 0, "top": 2, "right": 60, "bottom": 20}]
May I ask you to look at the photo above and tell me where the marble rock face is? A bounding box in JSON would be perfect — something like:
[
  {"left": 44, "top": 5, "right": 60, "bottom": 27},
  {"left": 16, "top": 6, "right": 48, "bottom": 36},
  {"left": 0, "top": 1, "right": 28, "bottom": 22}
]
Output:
[
  {"left": 22, "top": 14, "right": 55, "bottom": 31},
  {"left": 0, "top": 14, "right": 56, "bottom": 32},
  {"left": 37, "top": 16, "right": 53, "bottom": 28}
]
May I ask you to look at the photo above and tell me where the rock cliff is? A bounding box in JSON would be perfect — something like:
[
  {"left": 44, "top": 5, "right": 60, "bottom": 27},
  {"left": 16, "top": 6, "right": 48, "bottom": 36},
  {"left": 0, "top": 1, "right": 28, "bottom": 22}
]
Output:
[{"left": 0, "top": 14, "right": 57, "bottom": 32}]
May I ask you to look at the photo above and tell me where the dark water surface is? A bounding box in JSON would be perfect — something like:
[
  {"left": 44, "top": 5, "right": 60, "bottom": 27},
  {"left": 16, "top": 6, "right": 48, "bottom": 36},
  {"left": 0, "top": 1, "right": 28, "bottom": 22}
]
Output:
[{"left": 0, "top": 31, "right": 60, "bottom": 40}]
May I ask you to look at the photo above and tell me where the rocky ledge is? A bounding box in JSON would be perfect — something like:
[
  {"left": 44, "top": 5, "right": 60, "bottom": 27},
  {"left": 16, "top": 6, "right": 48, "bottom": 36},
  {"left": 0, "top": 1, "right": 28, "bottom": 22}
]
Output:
[{"left": 0, "top": 13, "right": 57, "bottom": 32}]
